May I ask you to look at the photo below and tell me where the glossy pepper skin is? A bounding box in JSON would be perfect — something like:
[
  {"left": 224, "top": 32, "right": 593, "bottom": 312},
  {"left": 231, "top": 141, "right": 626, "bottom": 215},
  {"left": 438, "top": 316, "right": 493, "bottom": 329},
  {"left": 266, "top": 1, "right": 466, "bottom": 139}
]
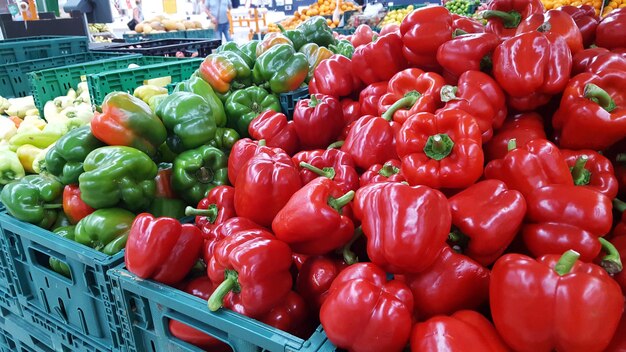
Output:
[
  {"left": 292, "top": 148, "right": 359, "bottom": 193},
  {"left": 401, "top": 6, "right": 452, "bottom": 70},
  {"left": 62, "top": 184, "right": 94, "bottom": 225},
  {"left": 256, "top": 291, "right": 310, "bottom": 338},
  {"left": 396, "top": 109, "right": 484, "bottom": 189},
  {"left": 202, "top": 217, "right": 262, "bottom": 264},
  {"left": 359, "top": 82, "right": 387, "bottom": 116},
  {"left": 148, "top": 164, "right": 186, "bottom": 219},
  {"left": 234, "top": 153, "right": 302, "bottom": 228},
  {"left": 293, "top": 94, "right": 344, "bottom": 150},
  {"left": 295, "top": 255, "right": 348, "bottom": 312},
  {"left": 224, "top": 86, "right": 280, "bottom": 138},
  {"left": 595, "top": 8, "right": 626, "bottom": 50},
  {"left": 552, "top": 70, "right": 626, "bottom": 150},
  {"left": 359, "top": 159, "right": 405, "bottom": 187},
  {"left": 482, "top": 0, "right": 544, "bottom": 40},
  {"left": 216, "top": 41, "right": 257, "bottom": 67},
  {"left": 1, "top": 174, "right": 63, "bottom": 229},
  {"left": 517, "top": 9, "right": 584, "bottom": 54},
  {"left": 354, "top": 182, "right": 451, "bottom": 274},
  {"left": 341, "top": 98, "right": 360, "bottom": 127},
  {"left": 45, "top": 126, "right": 105, "bottom": 185},
  {"left": 310, "top": 55, "right": 362, "bottom": 98},
  {"left": 208, "top": 127, "right": 240, "bottom": 153},
  {"left": 49, "top": 226, "right": 75, "bottom": 277},
  {"left": 198, "top": 52, "right": 252, "bottom": 95},
  {"left": 248, "top": 111, "right": 299, "bottom": 156},
  {"left": 377, "top": 68, "right": 446, "bottom": 125},
  {"left": 172, "top": 145, "right": 229, "bottom": 206},
  {"left": 561, "top": 149, "right": 618, "bottom": 198},
  {"left": 75, "top": 208, "right": 135, "bottom": 255},
  {"left": 255, "top": 32, "right": 293, "bottom": 57},
  {"left": 352, "top": 32, "right": 408, "bottom": 85},
  {"left": 293, "top": 16, "right": 336, "bottom": 48},
  {"left": 449, "top": 180, "right": 526, "bottom": 266},
  {"left": 484, "top": 112, "right": 546, "bottom": 161},
  {"left": 558, "top": 5, "right": 598, "bottom": 48},
  {"left": 341, "top": 114, "right": 400, "bottom": 171},
  {"left": 320, "top": 263, "right": 414, "bottom": 352},
  {"left": 91, "top": 92, "right": 167, "bottom": 157},
  {"left": 252, "top": 44, "right": 308, "bottom": 94},
  {"left": 492, "top": 31, "right": 572, "bottom": 111},
  {"left": 490, "top": 251, "right": 624, "bottom": 352},
  {"left": 207, "top": 228, "right": 293, "bottom": 318},
  {"left": 185, "top": 185, "right": 236, "bottom": 239},
  {"left": 227, "top": 138, "right": 278, "bottom": 185},
  {"left": 299, "top": 43, "right": 333, "bottom": 82},
  {"left": 436, "top": 32, "right": 500, "bottom": 82},
  {"left": 328, "top": 39, "right": 354, "bottom": 59},
  {"left": 572, "top": 47, "right": 611, "bottom": 74},
  {"left": 126, "top": 213, "right": 204, "bottom": 285},
  {"left": 79, "top": 146, "right": 157, "bottom": 212},
  {"left": 410, "top": 310, "right": 510, "bottom": 352},
  {"left": 606, "top": 311, "right": 626, "bottom": 352},
  {"left": 173, "top": 76, "right": 226, "bottom": 127},
  {"left": 451, "top": 14, "right": 486, "bottom": 33},
  {"left": 155, "top": 92, "right": 217, "bottom": 153},
  {"left": 349, "top": 24, "right": 377, "bottom": 48}
]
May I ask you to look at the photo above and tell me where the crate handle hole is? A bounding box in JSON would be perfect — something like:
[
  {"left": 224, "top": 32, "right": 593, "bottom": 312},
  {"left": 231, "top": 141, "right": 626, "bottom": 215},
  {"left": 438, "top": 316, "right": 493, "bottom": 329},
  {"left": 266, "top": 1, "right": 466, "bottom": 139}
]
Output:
[{"left": 54, "top": 298, "right": 69, "bottom": 324}]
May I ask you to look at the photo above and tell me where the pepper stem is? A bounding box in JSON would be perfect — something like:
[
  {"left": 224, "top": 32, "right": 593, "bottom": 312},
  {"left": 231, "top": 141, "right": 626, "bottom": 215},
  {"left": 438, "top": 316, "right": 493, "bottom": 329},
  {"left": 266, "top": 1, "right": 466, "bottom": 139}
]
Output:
[
  {"left": 195, "top": 167, "right": 214, "bottom": 184},
  {"left": 43, "top": 204, "right": 63, "bottom": 209},
  {"left": 480, "top": 10, "right": 522, "bottom": 28},
  {"left": 616, "top": 153, "right": 626, "bottom": 163},
  {"left": 309, "top": 95, "right": 319, "bottom": 107},
  {"left": 570, "top": 156, "right": 591, "bottom": 186},
  {"left": 536, "top": 22, "right": 552, "bottom": 32},
  {"left": 507, "top": 138, "right": 517, "bottom": 151},
  {"left": 327, "top": 141, "right": 344, "bottom": 149},
  {"left": 342, "top": 227, "right": 362, "bottom": 265},
  {"left": 424, "top": 134, "right": 454, "bottom": 160},
  {"left": 207, "top": 270, "right": 240, "bottom": 311},
  {"left": 452, "top": 29, "right": 468, "bottom": 38},
  {"left": 299, "top": 162, "right": 336, "bottom": 179},
  {"left": 328, "top": 190, "right": 355, "bottom": 213},
  {"left": 185, "top": 204, "right": 218, "bottom": 224},
  {"left": 600, "top": 238, "right": 623, "bottom": 274},
  {"left": 258, "top": 139, "right": 267, "bottom": 146},
  {"left": 440, "top": 85, "right": 458, "bottom": 102},
  {"left": 378, "top": 163, "right": 399, "bottom": 177},
  {"left": 381, "top": 91, "right": 421, "bottom": 121},
  {"left": 480, "top": 55, "right": 493, "bottom": 72},
  {"left": 584, "top": 83, "right": 617, "bottom": 112},
  {"left": 447, "top": 230, "right": 470, "bottom": 253},
  {"left": 554, "top": 250, "right": 580, "bottom": 276},
  {"left": 614, "top": 199, "right": 626, "bottom": 213}
]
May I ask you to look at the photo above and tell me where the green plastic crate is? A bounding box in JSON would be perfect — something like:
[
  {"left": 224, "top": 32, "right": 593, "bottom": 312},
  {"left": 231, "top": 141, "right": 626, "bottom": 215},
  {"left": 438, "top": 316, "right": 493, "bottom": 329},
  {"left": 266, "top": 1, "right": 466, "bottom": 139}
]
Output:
[
  {"left": 184, "top": 28, "right": 215, "bottom": 39},
  {"left": 87, "top": 58, "right": 203, "bottom": 107},
  {"left": 123, "top": 31, "right": 184, "bottom": 43},
  {"left": 0, "top": 36, "right": 89, "bottom": 64}
]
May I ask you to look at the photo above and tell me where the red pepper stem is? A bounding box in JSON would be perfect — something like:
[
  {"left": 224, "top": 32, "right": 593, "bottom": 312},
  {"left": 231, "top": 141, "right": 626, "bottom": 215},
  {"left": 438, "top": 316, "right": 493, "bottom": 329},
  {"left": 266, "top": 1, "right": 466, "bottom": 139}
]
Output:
[
  {"left": 379, "top": 163, "right": 399, "bottom": 177},
  {"left": 327, "top": 141, "right": 344, "bottom": 149},
  {"left": 309, "top": 95, "right": 319, "bottom": 107},
  {"left": 570, "top": 155, "right": 591, "bottom": 186},
  {"left": 600, "top": 238, "right": 623, "bottom": 274},
  {"left": 258, "top": 139, "right": 267, "bottom": 147},
  {"left": 614, "top": 199, "right": 626, "bottom": 213},
  {"left": 554, "top": 250, "right": 581, "bottom": 276},
  {"left": 584, "top": 83, "right": 617, "bottom": 112},
  {"left": 342, "top": 227, "right": 363, "bottom": 265},
  {"left": 299, "top": 162, "right": 336, "bottom": 179},
  {"left": 616, "top": 153, "right": 626, "bottom": 163},
  {"left": 208, "top": 270, "right": 240, "bottom": 311},
  {"left": 452, "top": 29, "right": 468, "bottom": 38},
  {"left": 424, "top": 134, "right": 454, "bottom": 160},
  {"left": 440, "top": 85, "right": 458, "bottom": 102},
  {"left": 185, "top": 204, "right": 218, "bottom": 223},
  {"left": 328, "top": 190, "right": 355, "bottom": 212},
  {"left": 43, "top": 204, "right": 63, "bottom": 209},
  {"left": 507, "top": 138, "right": 517, "bottom": 151},
  {"left": 381, "top": 91, "right": 421, "bottom": 121},
  {"left": 480, "top": 10, "right": 522, "bottom": 28}
]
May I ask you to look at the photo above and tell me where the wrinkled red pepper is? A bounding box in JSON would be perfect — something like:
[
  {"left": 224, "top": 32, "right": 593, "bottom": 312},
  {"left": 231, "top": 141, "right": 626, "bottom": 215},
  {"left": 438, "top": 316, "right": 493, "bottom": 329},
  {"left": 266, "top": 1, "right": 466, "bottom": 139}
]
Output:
[
  {"left": 310, "top": 55, "right": 362, "bottom": 98},
  {"left": 359, "top": 82, "right": 388, "bottom": 116},
  {"left": 401, "top": 6, "right": 453, "bottom": 70},
  {"left": 295, "top": 255, "right": 348, "bottom": 312},
  {"left": 517, "top": 9, "right": 584, "bottom": 54},
  {"left": 484, "top": 112, "right": 546, "bottom": 161},
  {"left": 359, "top": 159, "right": 405, "bottom": 187},
  {"left": 63, "top": 184, "right": 95, "bottom": 225},
  {"left": 482, "top": 0, "right": 544, "bottom": 41},
  {"left": 352, "top": 32, "right": 408, "bottom": 85},
  {"left": 595, "top": 8, "right": 626, "bottom": 50},
  {"left": 292, "top": 148, "right": 359, "bottom": 193},
  {"left": 341, "top": 114, "right": 400, "bottom": 170},
  {"left": 293, "top": 94, "right": 344, "bottom": 150},
  {"left": 185, "top": 185, "right": 236, "bottom": 239},
  {"left": 436, "top": 32, "right": 500, "bottom": 82},
  {"left": 248, "top": 111, "right": 300, "bottom": 156},
  {"left": 202, "top": 217, "right": 262, "bottom": 264},
  {"left": 561, "top": 149, "right": 618, "bottom": 198},
  {"left": 558, "top": 5, "right": 599, "bottom": 48}
]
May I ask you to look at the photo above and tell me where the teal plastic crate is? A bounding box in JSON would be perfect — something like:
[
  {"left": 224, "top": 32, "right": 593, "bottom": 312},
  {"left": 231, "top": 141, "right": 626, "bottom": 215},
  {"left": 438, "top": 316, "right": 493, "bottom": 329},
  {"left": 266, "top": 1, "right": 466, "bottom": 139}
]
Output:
[
  {"left": 279, "top": 86, "right": 310, "bottom": 120},
  {"left": 184, "top": 29, "right": 215, "bottom": 39},
  {"left": 123, "top": 31, "right": 184, "bottom": 43},
  {"left": 0, "top": 36, "right": 89, "bottom": 64},
  {"left": 0, "top": 210, "right": 126, "bottom": 351},
  {"left": 0, "top": 52, "right": 136, "bottom": 99},
  {"left": 109, "top": 267, "right": 336, "bottom": 352},
  {"left": 87, "top": 58, "right": 203, "bottom": 107},
  {"left": 0, "top": 307, "right": 54, "bottom": 352}
]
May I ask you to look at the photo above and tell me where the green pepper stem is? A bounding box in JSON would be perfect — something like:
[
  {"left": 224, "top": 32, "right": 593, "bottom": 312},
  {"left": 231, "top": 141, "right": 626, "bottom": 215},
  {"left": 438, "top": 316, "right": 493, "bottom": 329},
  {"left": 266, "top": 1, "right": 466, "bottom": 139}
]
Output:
[
  {"left": 536, "top": 22, "right": 552, "bottom": 33},
  {"left": 480, "top": 10, "right": 522, "bottom": 28},
  {"left": 554, "top": 250, "right": 580, "bottom": 276},
  {"left": 258, "top": 139, "right": 266, "bottom": 146},
  {"left": 327, "top": 141, "right": 344, "bottom": 149},
  {"left": 616, "top": 153, "right": 626, "bottom": 163},
  {"left": 584, "top": 83, "right": 617, "bottom": 113},
  {"left": 378, "top": 163, "right": 399, "bottom": 177},
  {"left": 43, "top": 204, "right": 63, "bottom": 209},
  {"left": 447, "top": 230, "right": 470, "bottom": 253},
  {"left": 299, "top": 162, "right": 336, "bottom": 179},
  {"left": 309, "top": 95, "right": 319, "bottom": 107},
  {"left": 342, "top": 227, "right": 362, "bottom": 265},
  {"left": 570, "top": 156, "right": 591, "bottom": 186},
  {"left": 600, "top": 238, "right": 623, "bottom": 274},
  {"left": 328, "top": 190, "right": 355, "bottom": 212},
  {"left": 452, "top": 29, "right": 468, "bottom": 38},
  {"left": 277, "top": 24, "right": 287, "bottom": 33},
  {"left": 480, "top": 55, "right": 493, "bottom": 72},
  {"left": 208, "top": 270, "right": 240, "bottom": 312},
  {"left": 440, "top": 85, "right": 458, "bottom": 102},
  {"left": 185, "top": 204, "right": 218, "bottom": 224},
  {"left": 424, "top": 134, "right": 454, "bottom": 160},
  {"left": 371, "top": 34, "right": 378, "bottom": 42},
  {"left": 381, "top": 91, "right": 421, "bottom": 121},
  {"left": 507, "top": 138, "right": 517, "bottom": 151},
  {"left": 614, "top": 199, "right": 626, "bottom": 213}
]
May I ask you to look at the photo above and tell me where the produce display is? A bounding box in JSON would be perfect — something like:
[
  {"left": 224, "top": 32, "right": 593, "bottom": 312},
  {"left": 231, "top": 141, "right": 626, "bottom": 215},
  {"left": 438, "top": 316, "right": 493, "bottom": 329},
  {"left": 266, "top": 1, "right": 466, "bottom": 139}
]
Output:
[
  {"left": 2, "top": 1, "right": 626, "bottom": 351},
  {"left": 378, "top": 5, "right": 415, "bottom": 27},
  {"left": 131, "top": 15, "right": 206, "bottom": 34},
  {"left": 444, "top": 0, "right": 480, "bottom": 15},
  {"left": 269, "top": 0, "right": 361, "bottom": 31}
]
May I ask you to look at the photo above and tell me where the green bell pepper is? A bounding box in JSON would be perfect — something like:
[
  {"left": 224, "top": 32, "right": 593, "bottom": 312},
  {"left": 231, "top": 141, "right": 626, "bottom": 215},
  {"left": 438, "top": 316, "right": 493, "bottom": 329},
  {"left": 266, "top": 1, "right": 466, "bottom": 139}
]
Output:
[
  {"left": 154, "top": 143, "right": 178, "bottom": 164},
  {"left": 0, "top": 174, "right": 63, "bottom": 229},
  {"left": 240, "top": 41, "right": 259, "bottom": 64},
  {"left": 172, "top": 145, "right": 229, "bottom": 205},
  {"left": 147, "top": 197, "right": 187, "bottom": 219},
  {"left": 49, "top": 225, "right": 76, "bottom": 277},
  {"left": 224, "top": 86, "right": 281, "bottom": 138},
  {"left": 174, "top": 76, "right": 227, "bottom": 127},
  {"left": 329, "top": 39, "right": 355, "bottom": 59},
  {"left": 216, "top": 42, "right": 256, "bottom": 68},
  {"left": 45, "top": 126, "right": 106, "bottom": 185},
  {"left": 74, "top": 208, "right": 135, "bottom": 255},
  {"left": 0, "top": 149, "right": 25, "bottom": 185},
  {"left": 199, "top": 51, "right": 252, "bottom": 95},
  {"left": 278, "top": 24, "right": 307, "bottom": 51},
  {"left": 252, "top": 44, "right": 309, "bottom": 94},
  {"left": 296, "top": 16, "right": 336, "bottom": 48},
  {"left": 79, "top": 146, "right": 158, "bottom": 212},
  {"left": 208, "top": 127, "right": 240, "bottom": 152},
  {"left": 155, "top": 92, "right": 217, "bottom": 153}
]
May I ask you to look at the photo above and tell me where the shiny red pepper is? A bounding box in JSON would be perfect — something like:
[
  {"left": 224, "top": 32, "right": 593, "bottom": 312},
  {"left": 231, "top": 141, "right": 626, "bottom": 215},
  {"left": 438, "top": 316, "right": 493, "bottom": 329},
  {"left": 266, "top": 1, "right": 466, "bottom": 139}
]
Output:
[
  {"left": 561, "top": 149, "right": 618, "bottom": 198},
  {"left": 359, "top": 159, "right": 405, "bottom": 187},
  {"left": 295, "top": 255, "right": 349, "bottom": 312},
  {"left": 558, "top": 5, "right": 599, "bottom": 48},
  {"left": 517, "top": 9, "right": 584, "bottom": 54},
  {"left": 482, "top": 0, "right": 544, "bottom": 41},
  {"left": 606, "top": 311, "right": 626, "bottom": 352},
  {"left": 401, "top": 6, "right": 453, "bottom": 71},
  {"left": 484, "top": 112, "right": 547, "bottom": 161},
  {"left": 350, "top": 24, "right": 377, "bottom": 48},
  {"left": 254, "top": 291, "right": 310, "bottom": 338},
  {"left": 359, "top": 82, "right": 388, "bottom": 116},
  {"left": 62, "top": 184, "right": 95, "bottom": 225},
  {"left": 352, "top": 32, "right": 408, "bottom": 85},
  {"left": 341, "top": 115, "right": 400, "bottom": 170},
  {"left": 451, "top": 14, "right": 486, "bottom": 33},
  {"left": 572, "top": 47, "right": 610, "bottom": 74},
  {"left": 292, "top": 148, "right": 359, "bottom": 193},
  {"left": 310, "top": 55, "right": 362, "bottom": 98},
  {"left": 227, "top": 138, "right": 281, "bottom": 185},
  {"left": 185, "top": 185, "right": 236, "bottom": 239},
  {"left": 595, "top": 8, "right": 626, "bottom": 50},
  {"left": 202, "top": 217, "right": 262, "bottom": 264},
  {"left": 491, "top": 251, "right": 624, "bottom": 352},
  {"left": 436, "top": 32, "right": 500, "bottom": 82},
  {"left": 293, "top": 94, "right": 344, "bottom": 150},
  {"left": 341, "top": 98, "right": 361, "bottom": 127},
  {"left": 248, "top": 111, "right": 300, "bottom": 156}
]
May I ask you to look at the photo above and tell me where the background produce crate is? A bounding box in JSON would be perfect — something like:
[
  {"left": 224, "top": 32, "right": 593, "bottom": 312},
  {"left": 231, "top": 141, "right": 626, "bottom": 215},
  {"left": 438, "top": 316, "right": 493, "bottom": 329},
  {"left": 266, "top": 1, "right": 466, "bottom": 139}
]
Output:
[
  {"left": 109, "top": 267, "right": 336, "bottom": 352},
  {"left": 279, "top": 86, "right": 310, "bottom": 119},
  {"left": 333, "top": 27, "right": 355, "bottom": 35},
  {"left": 0, "top": 306, "right": 54, "bottom": 352},
  {"left": 87, "top": 58, "right": 203, "bottom": 106},
  {"left": 90, "top": 38, "right": 220, "bottom": 58},
  {"left": 184, "top": 28, "right": 215, "bottom": 39},
  {"left": 123, "top": 31, "right": 184, "bottom": 43},
  {"left": 0, "top": 36, "right": 89, "bottom": 64},
  {"left": 0, "top": 52, "right": 137, "bottom": 99},
  {"left": 0, "top": 210, "right": 127, "bottom": 351}
]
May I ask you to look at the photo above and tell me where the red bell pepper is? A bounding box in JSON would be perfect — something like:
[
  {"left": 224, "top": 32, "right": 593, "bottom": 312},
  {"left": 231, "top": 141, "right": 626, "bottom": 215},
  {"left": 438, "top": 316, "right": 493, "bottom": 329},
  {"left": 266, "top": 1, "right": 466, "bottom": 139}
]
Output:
[
  {"left": 63, "top": 184, "right": 95, "bottom": 224},
  {"left": 248, "top": 111, "right": 300, "bottom": 156},
  {"left": 352, "top": 32, "right": 408, "bottom": 85},
  {"left": 451, "top": 14, "right": 486, "bottom": 34},
  {"left": 359, "top": 82, "right": 387, "bottom": 116},
  {"left": 340, "top": 114, "right": 400, "bottom": 170},
  {"left": 202, "top": 216, "right": 262, "bottom": 264},
  {"left": 436, "top": 32, "right": 500, "bottom": 82},
  {"left": 401, "top": 6, "right": 452, "bottom": 71},
  {"left": 490, "top": 250, "right": 624, "bottom": 352},
  {"left": 233, "top": 152, "right": 302, "bottom": 228},
  {"left": 484, "top": 138, "right": 574, "bottom": 198},
  {"left": 396, "top": 110, "right": 484, "bottom": 189},
  {"left": 354, "top": 182, "right": 451, "bottom": 273},
  {"left": 377, "top": 68, "right": 446, "bottom": 124},
  {"left": 595, "top": 8, "right": 626, "bottom": 50},
  {"left": 227, "top": 138, "right": 281, "bottom": 185},
  {"left": 482, "top": 0, "right": 544, "bottom": 41},
  {"left": 449, "top": 180, "right": 527, "bottom": 266},
  {"left": 517, "top": 9, "right": 584, "bottom": 54},
  {"left": 126, "top": 214, "right": 204, "bottom": 285},
  {"left": 185, "top": 185, "right": 236, "bottom": 239},
  {"left": 586, "top": 51, "right": 626, "bottom": 74},
  {"left": 553, "top": 70, "right": 626, "bottom": 150},
  {"left": 273, "top": 177, "right": 355, "bottom": 255},
  {"left": 310, "top": 55, "right": 362, "bottom": 98},
  {"left": 350, "top": 24, "right": 376, "bottom": 48},
  {"left": 572, "top": 47, "right": 610, "bottom": 74},
  {"left": 359, "top": 159, "right": 405, "bottom": 187},
  {"left": 320, "top": 262, "right": 414, "bottom": 352},
  {"left": 558, "top": 5, "right": 599, "bottom": 48},
  {"left": 254, "top": 291, "right": 310, "bottom": 338},
  {"left": 400, "top": 246, "right": 490, "bottom": 319},
  {"left": 293, "top": 94, "right": 344, "bottom": 150},
  {"left": 484, "top": 112, "right": 546, "bottom": 161},
  {"left": 438, "top": 70, "right": 507, "bottom": 142},
  {"left": 207, "top": 228, "right": 293, "bottom": 318},
  {"left": 292, "top": 148, "right": 359, "bottom": 193},
  {"left": 410, "top": 310, "right": 509, "bottom": 352},
  {"left": 379, "top": 23, "right": 400, "bottom": 36},
  {"left": 606, "top": 311, "right": 626, "bottom": 352},
  {"left": 561, "top": 149, "right": 618, "bottom": 198},
  {"left": 295, "top": 255, "right": 349, "bottom": 312},
  {"left": 154, "top": 165, "right": 175, "bottom": 199},
  {"left": 341, "top": 98, "right": 361, "bottom": 127},
  {"left": 492, "top": 30, "right": 572, "bottom": 111}
]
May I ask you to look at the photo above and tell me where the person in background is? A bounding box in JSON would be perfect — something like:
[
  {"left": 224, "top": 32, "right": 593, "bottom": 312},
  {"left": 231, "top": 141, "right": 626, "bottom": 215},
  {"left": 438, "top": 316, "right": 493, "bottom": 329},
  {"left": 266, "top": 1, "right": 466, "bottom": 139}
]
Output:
[
  {"left": 133, "top": 0, "right": 144, "bottom": 23},
  {"left": 205, "top": 0, "right": 233, "bottom": 42}
]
